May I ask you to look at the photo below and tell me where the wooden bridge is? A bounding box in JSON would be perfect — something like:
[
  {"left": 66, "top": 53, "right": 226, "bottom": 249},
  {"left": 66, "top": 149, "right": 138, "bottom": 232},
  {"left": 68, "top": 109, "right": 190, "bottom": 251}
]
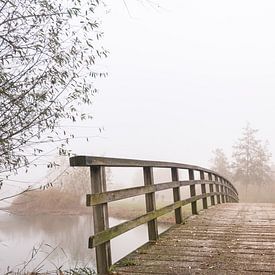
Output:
[{"left": 70, "top": 156, "right": 275, "bottom": 274}]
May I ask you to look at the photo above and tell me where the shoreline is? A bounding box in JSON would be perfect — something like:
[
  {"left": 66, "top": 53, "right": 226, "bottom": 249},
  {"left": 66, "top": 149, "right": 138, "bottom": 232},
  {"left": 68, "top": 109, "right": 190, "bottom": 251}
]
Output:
[{"left": 2, "top": 204, "right": 176, "bottom": 224}]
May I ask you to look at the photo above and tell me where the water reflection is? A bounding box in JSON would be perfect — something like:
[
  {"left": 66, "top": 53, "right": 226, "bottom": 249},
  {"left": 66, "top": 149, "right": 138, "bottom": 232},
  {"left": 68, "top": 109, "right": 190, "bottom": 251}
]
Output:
[
  {"left": 0, "top": 213, "right": 168, "bottom": 273},
  {"left": 0, "top": 214, "right": 96, "bottom": 273}
]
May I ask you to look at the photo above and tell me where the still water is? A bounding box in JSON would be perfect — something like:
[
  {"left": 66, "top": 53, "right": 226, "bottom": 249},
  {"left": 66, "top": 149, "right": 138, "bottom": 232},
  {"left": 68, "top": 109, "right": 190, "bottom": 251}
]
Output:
[{"left": 0, "top": 213, "right": 168, "bottom": 273}]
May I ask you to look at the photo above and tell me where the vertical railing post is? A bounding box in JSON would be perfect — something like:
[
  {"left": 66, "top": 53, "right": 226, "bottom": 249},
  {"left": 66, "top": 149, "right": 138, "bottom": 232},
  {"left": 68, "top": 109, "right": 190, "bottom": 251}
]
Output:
[
  {"left": 224, "top": 180, "right": 229, "bottom": 202},
  {"left": 90, "top": 166, "right": 111, "bottom": 275},
  {"left": 189, "top": 169, "right": 198, "bottom": 214},
  {"left": 171, "top": 167, "right": 183, "bottom": 224},
  {"left": 227, "top": 182, "right": 230, "bottom": 202},
  {"left": 143, "top": 167, "right": 158, "bottom": 241},
  {"left": 220, "top": 177, "right": 225, "bottom": 203},
  {"left": 208, "top": 173, "right": 215, "bottom": 206},
  {"left": 215, "top": 175, "right": 221, "bottom": 204},
  {"left": 200, "top": 171, "right": 207, "bottom": 209}
]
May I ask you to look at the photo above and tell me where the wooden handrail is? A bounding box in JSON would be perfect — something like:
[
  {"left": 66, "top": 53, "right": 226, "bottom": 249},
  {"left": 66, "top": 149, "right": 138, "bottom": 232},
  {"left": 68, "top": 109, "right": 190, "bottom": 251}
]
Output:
[{"left": 70, "top": 156, "right": 239, "bottom": 275}]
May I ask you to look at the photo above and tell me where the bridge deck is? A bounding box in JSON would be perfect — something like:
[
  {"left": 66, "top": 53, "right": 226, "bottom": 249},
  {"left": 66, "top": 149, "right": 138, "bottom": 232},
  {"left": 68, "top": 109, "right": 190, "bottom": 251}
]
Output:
[{"left": 113, "top": 203, "right": 275, "bottom": 274}]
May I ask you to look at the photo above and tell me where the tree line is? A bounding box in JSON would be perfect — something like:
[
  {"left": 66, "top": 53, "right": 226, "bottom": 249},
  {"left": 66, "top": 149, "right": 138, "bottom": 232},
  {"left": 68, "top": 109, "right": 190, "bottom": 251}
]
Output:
[{"left": 211, "top": 123, "right": 274, "bottom": 201}]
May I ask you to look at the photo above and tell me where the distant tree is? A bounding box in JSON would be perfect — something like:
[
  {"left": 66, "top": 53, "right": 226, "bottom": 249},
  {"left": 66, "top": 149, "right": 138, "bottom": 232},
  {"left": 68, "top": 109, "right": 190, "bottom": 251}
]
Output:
[
  {"left": 232, "top": 123, "right": 272, "bottom": 186},
  {"left": 45, "top": 155, "right": 113, "bottom": 197},
  {"left": 210, "top": 148, "right": 232, "bottom": 180},
  {"left": 0, "top": 0, "right": 107, "bottom": 174}
]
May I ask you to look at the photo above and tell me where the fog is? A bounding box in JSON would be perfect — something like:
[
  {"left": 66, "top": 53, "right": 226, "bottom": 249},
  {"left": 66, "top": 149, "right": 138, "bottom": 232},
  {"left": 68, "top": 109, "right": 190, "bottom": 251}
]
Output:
[
  {"left": 1, "top": 2, "right": 275, "bottom": 272},
  {"left": 86, "top": 0, "right": 275, "bottom": 166},
  {"left": 2, "top": 0, "right": 275, "bottom": 200}
]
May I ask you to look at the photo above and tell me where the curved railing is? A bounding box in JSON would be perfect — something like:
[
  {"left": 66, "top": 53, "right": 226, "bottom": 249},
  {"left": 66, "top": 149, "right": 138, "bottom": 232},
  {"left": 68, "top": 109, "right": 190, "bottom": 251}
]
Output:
[{"left": 70, "top": 156, "right": 238, "bottom": 274}]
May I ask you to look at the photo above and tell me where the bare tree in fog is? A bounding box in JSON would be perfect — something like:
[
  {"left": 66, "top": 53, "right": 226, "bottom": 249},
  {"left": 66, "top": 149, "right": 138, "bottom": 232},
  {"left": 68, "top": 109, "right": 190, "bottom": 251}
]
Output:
[
  {"left": 210, "top": 148, "right": 232, "bottom": 180},
  {"left": 232, "top": 123, "right": 272, "bottom": 189},
  {"left": 0, "top": 0, "right": 107, "bottom": 177}
]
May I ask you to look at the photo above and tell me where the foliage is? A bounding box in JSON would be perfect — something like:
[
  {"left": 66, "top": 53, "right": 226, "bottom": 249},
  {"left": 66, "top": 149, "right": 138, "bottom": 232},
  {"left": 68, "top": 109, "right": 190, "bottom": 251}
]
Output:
[
  {"left": 45, "top": 156, "right": 113, "bottom": 196},
  {"left": 210, "top": 148, "right": 232, "bottom": 180},
  {"left": 0, "top": 0, "right": 107, "bottom": 174},
  {"left": 211, "top": 124, "right": 272, "bottom": 187},
  {"left": 63, "top": 267, "right": 96, "bottom": 275},
  {"left": 232, "top": 123, "right": 271, "bottom": 185},
  {"left": 9, "top": 188, "right": 85, "bottom": 215}
]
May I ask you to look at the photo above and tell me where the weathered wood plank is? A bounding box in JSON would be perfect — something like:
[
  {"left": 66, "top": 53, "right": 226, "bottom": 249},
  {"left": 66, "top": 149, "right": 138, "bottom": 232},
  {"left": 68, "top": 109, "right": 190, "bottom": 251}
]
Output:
[
  {"left": 171, "top": 167, "right": 182, "bottom": 224},
  {"left": 143, "top": 167, "right": 158, "bottom": 242},
  {"left": 189, "top": 169, "right": 198, "bottom": 214},
  {"left": 208, "top": 173, "right": 215, "bottom": 206},
  {"left": 89, "top": 166, "right": 111, "bottom": 275},
  {"left": 70, "top": 155, "right": 232, "bottom": 182},
  {"left": 215, "top": 175, "right": 221, "bottom": 204},
  {"left": 200, "top": 170, "right": 207, "bottom": 209},
  {"left": 86, "top": 179, "right": 234, "bottom": 206},
  {"left": 88, "top": 193, "right": 216, "bottom": 248},
  {"left": 86, "top": 180, "right": 212, "bottom": 206},
  {"left": 114, "top": 203, "right": 275, "bottom": 274}
]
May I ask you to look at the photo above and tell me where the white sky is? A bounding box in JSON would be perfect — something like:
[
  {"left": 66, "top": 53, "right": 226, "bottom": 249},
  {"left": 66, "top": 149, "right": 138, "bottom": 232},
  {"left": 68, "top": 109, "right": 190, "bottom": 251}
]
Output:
[
  {"left": 86, "top": 0, "right": 275, "bottom": 165},
  {"left": 2, "top": 0, "right": 275, "bottom": 199}
]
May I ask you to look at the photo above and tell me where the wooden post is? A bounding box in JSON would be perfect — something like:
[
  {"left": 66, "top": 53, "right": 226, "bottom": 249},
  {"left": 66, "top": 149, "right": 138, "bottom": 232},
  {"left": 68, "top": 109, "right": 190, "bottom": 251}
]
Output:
[
  {"left": 215, "top": 175, "right": 221, "bottom": 204},
  {"left": 228, "top": 183, "right": 233, "bottom": 202},
  {"left": 220, "top": 177, "right": 225, "bottom": 203},
  {"left": 224, "top": 180, "right": 229, "bottom": 202},
  {"left": 143, "top": 167, "right": 158, "bottom": 241},
  {"left": 171, "top": 167, "right": 183, "bottom": 224},
  {"left": 208, "top": 173, "right": 215, "bottom": 206},
  {"left": 189, "top": 169, "right": 197, "bottom": 214},
  {"left": 200, "top": 171, "right": 207, "bottom": 209},
  {"left": 90, "top": 166, "right": 111, "bottom": 275}
]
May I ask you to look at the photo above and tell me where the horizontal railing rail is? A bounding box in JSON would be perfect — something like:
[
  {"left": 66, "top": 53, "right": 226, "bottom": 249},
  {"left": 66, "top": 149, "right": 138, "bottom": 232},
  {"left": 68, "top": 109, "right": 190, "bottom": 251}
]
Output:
[{"left": 70, "top": 156, "right": 239, "bottom": 275}]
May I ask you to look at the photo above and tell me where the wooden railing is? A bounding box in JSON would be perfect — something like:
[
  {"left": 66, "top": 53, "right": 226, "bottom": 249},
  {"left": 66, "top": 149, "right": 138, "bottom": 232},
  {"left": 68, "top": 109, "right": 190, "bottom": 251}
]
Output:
[{"left": 70, "top": 156, "right": 238, "bottom": 274}]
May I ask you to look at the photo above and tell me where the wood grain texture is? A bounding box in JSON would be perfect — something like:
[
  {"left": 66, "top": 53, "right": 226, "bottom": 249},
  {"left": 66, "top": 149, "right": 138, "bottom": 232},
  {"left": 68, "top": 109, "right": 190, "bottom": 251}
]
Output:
[
  {"left": 114, "top": 203, "right": 275, "bottom": 274},
  {"left": 89, "top": 166, "right": 111, "bottom": 274},
  {"left": 70, "top": 156, "right": 238, "bottom": 194}
]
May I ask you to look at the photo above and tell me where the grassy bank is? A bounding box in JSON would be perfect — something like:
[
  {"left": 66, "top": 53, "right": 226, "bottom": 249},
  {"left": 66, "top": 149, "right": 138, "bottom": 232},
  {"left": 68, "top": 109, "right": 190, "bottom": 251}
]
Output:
[{"left": 7, "top": 189, "right": 200, "bottom": 224}]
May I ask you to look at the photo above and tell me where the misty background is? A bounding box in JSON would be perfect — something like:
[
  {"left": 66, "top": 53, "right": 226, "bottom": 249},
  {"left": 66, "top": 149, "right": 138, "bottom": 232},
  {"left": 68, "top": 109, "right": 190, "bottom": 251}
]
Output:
[
  {"left": 2, "top": 1, "right": 275, "bottom": 272},
  {"left": 2, "top": 0, "right": 275, "bottom": 200}
]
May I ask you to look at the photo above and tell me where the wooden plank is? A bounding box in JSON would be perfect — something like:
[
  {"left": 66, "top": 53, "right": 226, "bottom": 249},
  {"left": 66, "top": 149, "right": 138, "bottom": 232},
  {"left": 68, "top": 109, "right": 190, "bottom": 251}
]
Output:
[
  {"left": 143, "top": 167, "right": 158, "bottom": 242},
  {"left": 89, "top": 193, "right": 215, "bottom": 248},
  {"left": 200, "top": 171, "right": 207, "bottom": 209},
  {"left": 90, "top": 166, "right": 111, "bottom": 275},
  {"left": 215, "top": 175, "right": 221, "bottom": 204},
  {"left": 114, "top": 204, "right": 275, "bottom": 275},
  {"left": 171, "top": 167, "right": 182, "bottom": 224},
  {"left": 87, "top": 179, "right": 235, "bottom": 207},
  {"left": 220, "top": 177, "right": 225, "bottom": 203},
  {"left": 224, "top": 179, "right": 229, "bottom": 202},
  {"left": 189, "top": 169, "right": 198, "bottom": 215},
  {"left": 70, "top": 155, "right": 231, "bottom": 182},
  {"left": 208, "top": 173, "right": 215, "bottom": 206},
  {"left": 86, "top": 180, "right": 210, "bottom": 206}
]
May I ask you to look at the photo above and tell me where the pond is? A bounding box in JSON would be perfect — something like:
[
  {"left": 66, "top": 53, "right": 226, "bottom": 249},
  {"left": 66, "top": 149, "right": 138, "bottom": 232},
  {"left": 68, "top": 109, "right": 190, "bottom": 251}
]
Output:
[{"left": 0, "top": 212, "right": 168, "bottom": 274}]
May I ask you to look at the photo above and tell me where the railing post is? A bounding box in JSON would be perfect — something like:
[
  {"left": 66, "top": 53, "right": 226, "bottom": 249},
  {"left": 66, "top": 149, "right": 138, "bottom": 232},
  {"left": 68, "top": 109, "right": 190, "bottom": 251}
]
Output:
[
  {"left": 224, "top": 180, "right": 229, "bottom": 202},
  {"left": 220, "top": 177, "right": 225, "bottom": 203},
  {"left": 171, "top": 167, "right": 183, "bottom": 224},
  {"left": 200, "top": 171, "right": 207, "bottom": 209},
  {"left": 189, "top": 169, "right": 198, "bottom": 214},
  {"left": 208, "top": 173, "right": 215, "bottom": 206},
  {"left": 215, "top": 175, "right": 221, "bottom": 204},
  {"left": 143, "top": 167, "right": 158, "bottom": 241},
  {"left": 90, "top": 166, "right": 111, "bottom": 275}
]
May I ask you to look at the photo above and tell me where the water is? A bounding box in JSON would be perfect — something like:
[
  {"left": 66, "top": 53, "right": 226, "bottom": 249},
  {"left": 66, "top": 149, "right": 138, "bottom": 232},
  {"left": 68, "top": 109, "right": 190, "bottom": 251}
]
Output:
[{"left": 0, "top": 212, "right": 168, "bottom": 273}]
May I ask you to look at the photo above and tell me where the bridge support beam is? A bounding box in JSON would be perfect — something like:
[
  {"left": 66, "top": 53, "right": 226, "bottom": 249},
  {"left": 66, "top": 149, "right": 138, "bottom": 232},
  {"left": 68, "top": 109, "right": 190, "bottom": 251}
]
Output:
[
  {"left": 208, "top": 173, "right": 215, "bottom": 206},
  {"left": 171, "top": 168, "right": 183, "bottom": 224},
  {"left": 200, "top": 171, "right": 208, "bottom": 209},
  {"left": 143, "top": 167, "right": 158, "bottom": 242},
  {"left": 189, "top": 169, "right": 198, "bottom": 214},
  {"left": 215, "top": 175, "right": 221, "bottom": 204},
  {"left": 90, "top": 166, "right": 112, "bottom": 275}
]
